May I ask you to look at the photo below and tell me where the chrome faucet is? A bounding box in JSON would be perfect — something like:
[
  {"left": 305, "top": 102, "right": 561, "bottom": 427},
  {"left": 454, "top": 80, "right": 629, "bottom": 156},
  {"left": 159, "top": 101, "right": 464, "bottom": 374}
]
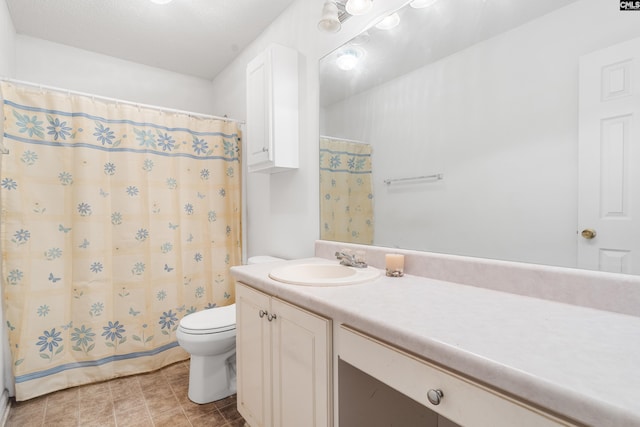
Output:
[{"left": 335, "top": 251, "right": 367, "bottom": 268}]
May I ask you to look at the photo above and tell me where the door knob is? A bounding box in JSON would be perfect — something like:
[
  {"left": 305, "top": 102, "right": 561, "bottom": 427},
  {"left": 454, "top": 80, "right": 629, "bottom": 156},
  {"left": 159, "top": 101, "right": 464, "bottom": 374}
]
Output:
[{"left": 581, "top": 229, "right": 597, "bottom": 240}]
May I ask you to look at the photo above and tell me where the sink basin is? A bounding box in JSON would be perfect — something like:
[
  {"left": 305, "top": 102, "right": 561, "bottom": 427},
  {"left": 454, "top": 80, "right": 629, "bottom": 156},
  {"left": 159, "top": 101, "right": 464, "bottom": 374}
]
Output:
[{"left": 268, "top": 263, "right": 381, "bottom": 286}]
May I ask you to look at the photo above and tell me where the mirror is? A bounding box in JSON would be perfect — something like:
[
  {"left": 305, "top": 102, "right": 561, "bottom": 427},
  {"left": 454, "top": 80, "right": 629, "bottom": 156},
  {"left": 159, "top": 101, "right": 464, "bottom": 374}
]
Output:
[{"left": 319, "top": 0, "right": 640, "bottom": 274}]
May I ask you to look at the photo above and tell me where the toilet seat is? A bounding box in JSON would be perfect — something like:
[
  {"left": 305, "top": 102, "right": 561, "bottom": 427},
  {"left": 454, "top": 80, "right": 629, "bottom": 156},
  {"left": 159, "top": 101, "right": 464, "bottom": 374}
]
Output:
[{"left": 179, "top": 304, "right": 236, "bottom": 335}]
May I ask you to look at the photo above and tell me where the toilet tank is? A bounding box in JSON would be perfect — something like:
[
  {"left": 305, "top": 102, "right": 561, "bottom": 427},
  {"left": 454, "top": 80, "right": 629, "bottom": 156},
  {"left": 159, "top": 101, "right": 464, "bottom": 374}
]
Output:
[{"left": 247, "top": 255, "right": 284, "bottom": 265}]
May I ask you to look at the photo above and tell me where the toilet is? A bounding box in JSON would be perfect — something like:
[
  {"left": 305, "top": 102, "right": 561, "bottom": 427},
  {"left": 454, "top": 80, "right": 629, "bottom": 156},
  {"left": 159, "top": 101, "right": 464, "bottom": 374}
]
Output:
[{"left": 176, "top": 255, "right": 284, "bottom": 404}]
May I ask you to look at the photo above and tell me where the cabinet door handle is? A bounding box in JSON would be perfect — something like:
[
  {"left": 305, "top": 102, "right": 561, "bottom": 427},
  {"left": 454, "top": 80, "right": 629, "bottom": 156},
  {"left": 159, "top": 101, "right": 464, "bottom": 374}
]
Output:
[
  {"left": 267, "top": 313, "right": 277, "bottom": 322},
  {"left": 427, "top": 389, "right": 444, "bottom": 405},
  {"left": 262, "top": 147, "right": 269, "bottom": 152},
  {"left": 259, "top": 309, "right": 267, "bottom": 318}
]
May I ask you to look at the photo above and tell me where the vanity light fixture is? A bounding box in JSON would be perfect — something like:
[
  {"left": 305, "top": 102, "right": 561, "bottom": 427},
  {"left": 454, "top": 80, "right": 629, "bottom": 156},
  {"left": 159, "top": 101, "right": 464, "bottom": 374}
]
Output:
[
  {"left": 409, "top": 0, "right": 438, "bottom": 8},
  {"left": 336, "top": 47, "right": 364, "bottom": 71},
  {"left": 345, "top": 0, "right": 373, "bottom": 16},
  {"left": 375, "top": 12, "right": 400, "bottom": 30},
  {"left": 318, "top": 0, "right": 342, "bottom": 33}
]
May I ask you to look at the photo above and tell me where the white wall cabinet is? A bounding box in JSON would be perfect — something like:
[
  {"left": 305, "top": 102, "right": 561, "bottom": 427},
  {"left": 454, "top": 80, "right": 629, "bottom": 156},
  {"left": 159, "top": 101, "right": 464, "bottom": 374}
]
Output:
[
  {"left": 235, "top": 282, "right": 332, "bottom": 427},
  {"left": 246, "top": 44, "right": 299, "bottom": 173}
]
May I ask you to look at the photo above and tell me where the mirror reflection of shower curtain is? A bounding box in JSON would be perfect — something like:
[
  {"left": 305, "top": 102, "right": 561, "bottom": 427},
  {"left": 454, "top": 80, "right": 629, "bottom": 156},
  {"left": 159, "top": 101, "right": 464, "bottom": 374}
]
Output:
[{"left": 319, "top": 137, "right": 373, "bottom": 244}]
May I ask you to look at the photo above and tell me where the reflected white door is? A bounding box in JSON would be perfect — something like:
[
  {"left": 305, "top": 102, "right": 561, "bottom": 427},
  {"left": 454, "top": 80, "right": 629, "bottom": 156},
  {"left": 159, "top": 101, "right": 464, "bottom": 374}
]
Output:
[{"left": 578, "top": 37, "right": 640, "bottom": 274}]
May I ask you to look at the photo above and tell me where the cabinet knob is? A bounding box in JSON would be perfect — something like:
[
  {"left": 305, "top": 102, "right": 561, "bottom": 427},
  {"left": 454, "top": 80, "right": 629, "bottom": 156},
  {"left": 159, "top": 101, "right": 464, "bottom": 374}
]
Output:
[
  {"left": 427, "top": 389, "right": 444, "bottom": 405},
  {"left": 262, "top": 147, "right": 269, "bottom": 152},
  {"left": 259, "top": 310, "right": 267, "bottom": 318},
  {"left": 267, "top": 313, "right": 277, "bottom": 322}
]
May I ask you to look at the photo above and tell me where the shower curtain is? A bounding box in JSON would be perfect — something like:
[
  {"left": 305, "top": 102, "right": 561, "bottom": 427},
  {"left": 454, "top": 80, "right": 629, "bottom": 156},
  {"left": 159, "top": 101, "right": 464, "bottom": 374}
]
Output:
[
  {"left": 319, "top": 137, "right": 373, "bottom": 244},
  {"left": 0, "top": 82, "right": 242, "bottom": 400}
]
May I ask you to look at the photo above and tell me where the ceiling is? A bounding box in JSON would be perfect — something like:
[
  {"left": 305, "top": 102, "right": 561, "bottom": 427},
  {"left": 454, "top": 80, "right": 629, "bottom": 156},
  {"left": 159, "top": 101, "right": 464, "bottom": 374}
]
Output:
[
  {"left": 6, "top": 0, "right": 297, "bottom": 80},
  {"left": 320, "top": 0, "right": 579, "bottom": 106}
]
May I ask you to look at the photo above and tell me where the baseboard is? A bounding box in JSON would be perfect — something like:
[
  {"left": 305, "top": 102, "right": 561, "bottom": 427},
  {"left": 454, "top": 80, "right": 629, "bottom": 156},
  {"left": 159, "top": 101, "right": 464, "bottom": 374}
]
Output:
[{"left": 0, "top": 389, "right": 10, "bottom": 427}]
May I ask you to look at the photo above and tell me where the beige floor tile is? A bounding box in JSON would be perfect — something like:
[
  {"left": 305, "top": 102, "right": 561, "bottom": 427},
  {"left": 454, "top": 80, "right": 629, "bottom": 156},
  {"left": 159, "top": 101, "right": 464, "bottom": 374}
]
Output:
[
  {"left": 78, "top": 398, "right": 114, "bottom": 423},
  {"left": 7, "top": 361, "right": 245, "bottom": 427},
  {"left": 142, "top": 388, "right": 180, "bottom": 418},
  {"left": 109, "top": 376, "right": 142, "bottom": 398},
  {"left": 45, "top": 387, "right": 79, "bottom": 406},
  {"left": 8, "top": 395, "right": 46, "bottom": 423},
  {"left": 151, "top": 406, "right": 191, "bottom": 427},
  {"left": 78, "top": 380, "right": 111, "bottom": 400},
  {"left": 214, "top": 394, "right": 237, "bottom": 410},
  {"left": 43, "top": 400, "right": 79, "bottom": 420},
  {"left": 114, "top": 407, "right": 153, "bottom": 426},
  {"left": 113, "top": 394, "right": 146, "bottom": 416},
  {"left": 42, "top": 408, "right": 79, "bottom": 427},
  {"left": 6, "top": 412, "right": 44, "bottom": 427},
  {"left": 138, "top": 371, "right": 167, "bottom": 390},
  {"left": 189, "top": 410, "right": 231, "bottom": 427},
  {"left": 217, "top": 399, "right": 242, "bottom": 422},
  {"left": 181, "top": 400, "right": 220, "bottom": 420}
]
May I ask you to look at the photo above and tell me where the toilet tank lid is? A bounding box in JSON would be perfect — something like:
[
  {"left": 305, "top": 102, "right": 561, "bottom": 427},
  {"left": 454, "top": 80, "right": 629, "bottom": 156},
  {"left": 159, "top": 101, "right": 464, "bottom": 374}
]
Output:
[
  {"left": 247, "top": 255, "right": 285, "bottom": 264},
  {"left": 179, "top": 304, "right": 236, "bottom": 332}
]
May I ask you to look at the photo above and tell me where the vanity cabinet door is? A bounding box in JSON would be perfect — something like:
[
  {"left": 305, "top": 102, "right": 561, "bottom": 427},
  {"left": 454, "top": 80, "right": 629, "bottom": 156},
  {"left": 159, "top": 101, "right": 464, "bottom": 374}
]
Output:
[
  {"left": 236, "top": 283, "right": 272, "bottom": 427},
  {"left": 271, "top": 298, "right": 332, "bottom": 427},
  {"left": 236, "top": 283, "right": 332, "bottom": 427}
]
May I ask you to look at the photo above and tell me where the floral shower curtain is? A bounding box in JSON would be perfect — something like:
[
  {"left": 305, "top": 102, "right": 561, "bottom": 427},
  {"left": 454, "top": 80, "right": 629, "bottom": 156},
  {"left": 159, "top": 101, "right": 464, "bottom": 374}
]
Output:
[
  {"left": 0, "top": 82, "right": 242, "bottom": 401},
  {"left": 319, "top": 137, "right": 373, "bottom": 244}
]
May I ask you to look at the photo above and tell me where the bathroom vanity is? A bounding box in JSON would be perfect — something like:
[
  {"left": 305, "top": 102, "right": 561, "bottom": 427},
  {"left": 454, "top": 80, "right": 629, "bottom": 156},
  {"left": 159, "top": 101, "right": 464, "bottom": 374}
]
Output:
[
  {"left": 230, "top": 241, "right": 640, "bottom": 427},
  {"left": 235, "top": 282, "right": 331, "bottom": 427}
]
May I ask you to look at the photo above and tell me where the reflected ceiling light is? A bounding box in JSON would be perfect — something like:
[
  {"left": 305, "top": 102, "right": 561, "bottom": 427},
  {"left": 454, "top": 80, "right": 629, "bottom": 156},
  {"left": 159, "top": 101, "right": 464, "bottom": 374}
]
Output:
[
  {"left": 410, "top": 0, "right": 438, "bottom": 8},
  {"left": 149, "top": 0, "right": 173, "bottom": 4},
  {"left": 375, "top": 12, "right": 400, "bottom": 30},
  {"left": 345, "top": 0, "right": 373, "bottom": 16},
  {"left": 336, "top": 47, "right": 364, "bottom": 71},
  {"left": 318, "top": 1, "right": 342, "bottom": 33}
]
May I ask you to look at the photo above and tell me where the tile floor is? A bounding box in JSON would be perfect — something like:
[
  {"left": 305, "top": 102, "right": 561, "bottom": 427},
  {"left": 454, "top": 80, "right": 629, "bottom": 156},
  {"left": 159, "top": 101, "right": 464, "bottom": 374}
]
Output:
[{"left": 5, "top": 360, "right": 246, "bottom": 427}]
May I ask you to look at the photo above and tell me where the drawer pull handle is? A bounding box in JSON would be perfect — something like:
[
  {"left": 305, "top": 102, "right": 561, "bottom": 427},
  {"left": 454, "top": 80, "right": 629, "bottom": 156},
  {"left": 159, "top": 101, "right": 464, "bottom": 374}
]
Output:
[
  {"left": 259, "top": 310, "right": 267, "bottom": 318},
  {"left": 427, "top": 389, "right": 444, "bottom": 405}
]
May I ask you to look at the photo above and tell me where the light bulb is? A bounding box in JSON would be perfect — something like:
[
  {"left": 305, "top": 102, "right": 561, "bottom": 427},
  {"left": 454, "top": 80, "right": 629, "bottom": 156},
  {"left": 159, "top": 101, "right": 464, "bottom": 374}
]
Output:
[
  {"left": 345, "top": 0, "right": 373, "bottom": 16},
  {"left": 336, "top": 47, "right": 364, "bottom": 71},
  {"left": 375, "top": 12, "right": 400, "bottom": 30},
  {"left": 318, "top": 1, "right": 341, "bottom": 33}
]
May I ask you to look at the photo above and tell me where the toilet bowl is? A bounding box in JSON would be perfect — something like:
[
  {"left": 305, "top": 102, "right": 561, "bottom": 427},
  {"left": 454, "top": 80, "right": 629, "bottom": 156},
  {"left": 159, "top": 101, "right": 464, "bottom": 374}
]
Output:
[
  {"left": 177, "top": 255, "right": 284, "bottom": 404},
  {"left": 176, "top": 304, "right": 237, "bottom": 404}
]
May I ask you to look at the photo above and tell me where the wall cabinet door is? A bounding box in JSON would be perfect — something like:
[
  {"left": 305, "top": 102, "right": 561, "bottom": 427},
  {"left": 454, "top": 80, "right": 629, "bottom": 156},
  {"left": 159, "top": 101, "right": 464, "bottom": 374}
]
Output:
[
  {"left": 246, "top": 44, "right": 299, "bottom": 173},
  {"left": 236, "top": 283, "right": 332, "bottom": 427}
]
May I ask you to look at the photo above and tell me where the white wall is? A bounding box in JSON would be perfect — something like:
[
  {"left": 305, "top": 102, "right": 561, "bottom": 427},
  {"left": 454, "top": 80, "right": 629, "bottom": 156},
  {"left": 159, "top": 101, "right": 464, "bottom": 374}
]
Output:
[
  {"left": 209, "top": 0, "right": 407, "bottom": 260},
  {"left": 0, "top": 0, "right": 14, "bottom": 77},
  {"left": 14, "top": 35, "right": 219, "bottom": 114},
  {"left": 322, "top": 0, "right": 640, "bottom": 269}
]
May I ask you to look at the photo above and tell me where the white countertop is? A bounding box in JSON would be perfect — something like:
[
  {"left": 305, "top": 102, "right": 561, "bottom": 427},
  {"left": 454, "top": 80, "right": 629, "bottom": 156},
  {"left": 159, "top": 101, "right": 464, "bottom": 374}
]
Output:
[{"left": 230, "top": 257, "right": 640, "bottom": 427}]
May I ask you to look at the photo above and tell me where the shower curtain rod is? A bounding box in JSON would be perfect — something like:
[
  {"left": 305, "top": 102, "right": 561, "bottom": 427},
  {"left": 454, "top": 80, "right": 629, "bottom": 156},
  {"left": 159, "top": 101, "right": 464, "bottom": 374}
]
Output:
[
  {"left": 0, "top": 77, "right": 245, "bottom": 124},
  {"left": 320, "top": 135, "right": 368, "bottom": 145}
]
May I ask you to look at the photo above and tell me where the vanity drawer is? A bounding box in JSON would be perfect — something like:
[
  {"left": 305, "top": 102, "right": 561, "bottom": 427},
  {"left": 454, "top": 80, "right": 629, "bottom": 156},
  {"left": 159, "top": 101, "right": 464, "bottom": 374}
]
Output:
[{"left": 338, "top": 326, "right": 576, "bottom": 427}]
